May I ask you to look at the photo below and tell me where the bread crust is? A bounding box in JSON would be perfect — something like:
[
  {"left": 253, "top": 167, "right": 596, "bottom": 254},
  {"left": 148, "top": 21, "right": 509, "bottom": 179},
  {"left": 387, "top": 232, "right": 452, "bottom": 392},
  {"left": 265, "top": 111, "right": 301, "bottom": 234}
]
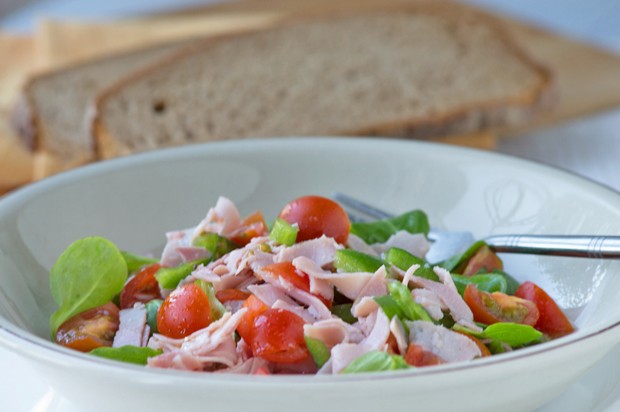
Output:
[{"left": 87, "top": 1, "right": 553, "bottom": 158}]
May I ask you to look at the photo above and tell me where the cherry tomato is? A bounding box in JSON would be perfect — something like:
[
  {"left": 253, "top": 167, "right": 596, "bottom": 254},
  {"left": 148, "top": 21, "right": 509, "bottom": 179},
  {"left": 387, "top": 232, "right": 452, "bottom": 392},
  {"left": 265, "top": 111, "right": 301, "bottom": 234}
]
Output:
[
  {"left": 120, "top": 263, "right": 162, "bottom": 309},
  {"left": 156, "top": 283, "right": 212, "bottom": 338},
  {"left": 237, "top": 294, "right": 269, "bottom": 344},
  {"left": 230, "top": 211, "right": 269, "bottom": 246},
  {"left": 515, "top": 281, "right": 574, "bottom": 338},
  {"left": 459, "top": 245, "right": 503, "bottom": 276},
  {"left": 278, "top": 195, "right": 350, "bottom": 244},
  {"left": 215, "top": 289, "right": 250, "bottom": 303},
  {"left": 464, "top": 284, "right": 539, "bottom": 326},
  {"left": 250, "top": 308, "right": 309, "bottom": 364},
  {"left": 261, "top": 261, "right": 333, "bottom": 308},
  {"left": 55, "top": 302, "right": 120, "bottom": 352},
  {"left": 404, "top": 343, "right": 444, "bottom": 367}
]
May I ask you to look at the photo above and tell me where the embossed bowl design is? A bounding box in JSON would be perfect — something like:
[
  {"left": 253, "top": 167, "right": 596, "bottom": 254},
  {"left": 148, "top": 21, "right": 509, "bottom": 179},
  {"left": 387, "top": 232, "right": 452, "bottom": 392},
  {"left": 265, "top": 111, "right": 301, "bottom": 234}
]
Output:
[{"left": 0, "top": 137, "right": 619, "bottom": 412}]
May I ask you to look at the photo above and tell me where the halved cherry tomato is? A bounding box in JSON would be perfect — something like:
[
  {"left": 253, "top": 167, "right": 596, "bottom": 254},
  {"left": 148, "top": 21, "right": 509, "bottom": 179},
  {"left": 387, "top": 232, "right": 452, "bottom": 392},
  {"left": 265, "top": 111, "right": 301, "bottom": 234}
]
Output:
[
  {"left": 215, "top": 289, "right": 250, "bottom": 303},
  {"left": 404, "top": 343, "right": 444, "bottom": 367},
  {"left": 237, "top": 294, "right": 269, "bottom": 344},
  {"left": 229, "top": 211, "right": 269, "bottom": 246},
  {"left": 120, "top": 263, "right": 162, "bottom": 309},
  {"left": 156, "top": 283, "right": 212, "bottom": 338},
  {"left": 250, "top": 308, "right": 309, "bottom": 364},
  {"left": 459, "top": 245, "right": 503, "bottom": 276},
  {"left": 261, "top": 261, "right": 333, "bottom": 308},
  {"left": 464, "top": 284, "right": 539, "bottom": 326},
  {"left": 55, "top": 302, "right": 120, "bottom": 352},
  {"left": 515, "top": 281, "right": 574, "bottom": 338},
  {"left": 278, "top": 195, "right": 350, "bottom": 244}
]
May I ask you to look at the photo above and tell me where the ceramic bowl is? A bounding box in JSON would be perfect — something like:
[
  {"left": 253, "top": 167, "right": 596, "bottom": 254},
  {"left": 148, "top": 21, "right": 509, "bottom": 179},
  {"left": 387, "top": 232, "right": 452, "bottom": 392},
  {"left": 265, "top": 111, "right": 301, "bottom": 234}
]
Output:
[{"left": 1, "top": 137, "right": 619, "bottom": 412}]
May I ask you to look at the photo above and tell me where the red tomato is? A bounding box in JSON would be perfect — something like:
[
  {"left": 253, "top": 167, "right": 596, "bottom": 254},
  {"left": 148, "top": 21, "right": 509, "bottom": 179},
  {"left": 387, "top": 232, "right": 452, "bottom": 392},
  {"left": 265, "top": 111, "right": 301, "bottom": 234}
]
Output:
[
  {"left": 120, "top": 263, "right": 162, "bottom": 309},
  {"left": 278, "top": 195, "right": 350, "bottom": 244},
  {"left": 156, "top": 283, "right": 212, "bottom": 338},
  {"left": 237, "top": 294, "right": 269, "bottom": 344},
  {"left": 261, "top": 261, "right": 333, "bottom": 308},
  {"left": 55, "top": 302, "right": 120, "bottom": 352},
  {"left": 250, "top": 308, "right": 309, "bottom": 364},
  {"left": 515, "top": 281, "right": 574, "bottom": 338},
  {"left": 404, "top": 343, "right": 444, "bottom": 367},
  {"left": 215, "top": 289, "right": 250, "bottom": 303},
  {"left": 460, "top": 245, "right": 503, "bottom": 276},
  {"left": 230, "top": 211, "right": 269, "bottom": 246},
  {"left": 464, "top": 284, "right": 539, "bottom": 326}
]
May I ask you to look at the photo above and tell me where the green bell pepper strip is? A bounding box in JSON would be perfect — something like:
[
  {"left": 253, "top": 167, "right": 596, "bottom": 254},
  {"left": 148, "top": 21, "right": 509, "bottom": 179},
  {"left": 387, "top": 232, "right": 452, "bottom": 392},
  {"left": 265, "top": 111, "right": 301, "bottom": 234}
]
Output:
[
  {"left": 305, "top": 337, "right": 331, "bottom": 368},
  {"left": 195, "top": 280, "right": 226, "bottom": 321},
  {"left": 145, "top": 299, "right": 163, "bottom": 334},
  {"left": 330, "top": 303, "right": 356, "bottom": 324},
  {"left": 383, "top": 247, "right": 438, "bottom": 281},
  {"left": 334, "top": 249, "right": 384, "bottom": 273},
  {"left": 269, "top": 218, "right": 299, "bottom": 246},
  {"left": 192, "top": 232, "right": 238, "bottom": 259},
  {"left": 155, "top": 257, "right": 210, "bottom": 290}
]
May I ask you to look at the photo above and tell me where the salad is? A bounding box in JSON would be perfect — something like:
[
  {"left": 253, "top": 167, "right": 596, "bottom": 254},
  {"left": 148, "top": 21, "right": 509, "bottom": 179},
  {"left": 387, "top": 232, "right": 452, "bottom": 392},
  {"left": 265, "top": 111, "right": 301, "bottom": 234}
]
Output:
[{"left": 49, "top": 195, "right": 574, "bottom": 374}]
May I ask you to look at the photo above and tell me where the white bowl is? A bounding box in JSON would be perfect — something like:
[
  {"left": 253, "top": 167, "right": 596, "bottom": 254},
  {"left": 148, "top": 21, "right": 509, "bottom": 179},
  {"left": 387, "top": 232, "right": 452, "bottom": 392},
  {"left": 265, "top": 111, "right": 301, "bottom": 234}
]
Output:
[{"left": 1, "top": 137, "right": 619, "bottom": 412}]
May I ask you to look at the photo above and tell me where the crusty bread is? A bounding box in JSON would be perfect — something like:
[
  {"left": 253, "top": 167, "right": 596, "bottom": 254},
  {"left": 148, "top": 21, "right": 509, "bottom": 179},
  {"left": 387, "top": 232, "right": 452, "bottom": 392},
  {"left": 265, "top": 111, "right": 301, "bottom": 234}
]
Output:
[
  {"left": 13, "top": 43, "right": 186, "bottom": 175},
  {"left": 93, "top": 5, "right": 552, "bottom": 158}
]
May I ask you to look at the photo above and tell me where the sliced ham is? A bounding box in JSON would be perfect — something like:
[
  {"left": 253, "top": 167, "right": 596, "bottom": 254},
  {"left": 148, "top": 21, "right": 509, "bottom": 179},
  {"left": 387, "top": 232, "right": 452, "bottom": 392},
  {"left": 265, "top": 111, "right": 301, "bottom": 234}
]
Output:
[
  {"left": 160, "top": 228, "right": 193, "bottom": 267},
  {"left": 176, "top": 246, "right": 211, "bottom": 263},
  {"left": 359, "top": 309, "right": 391, "bottom": 351},
  {"left": 351, "top": 266, "right": 387, "bottom": 316},
  {"left": 218, "top": 357, "right": 271, "bottom": 375},
  {"left": 371, "top": 230, "right": 431, "bottom": 259},
  {"left": 275, "top": 236, "right": 342, "bottom": 267},
  {"left": 303, "top": 318, "right": 364, "bottom": 348},
  {"left": 390, "top": 317, "right": 408, "bottom": 355},
  {"left": 113, "top": 303, "right": 149, "bottom": 348},
  {"left": 191, "top": 196, "right": 242, "bottom": 241},
  {"left": 292, "top": 256, "right": 369, "bottom": 300},
  {"left": 402, "top": 265, "right": 482, "bottom": 332},
  {"left": 147, "top": 350, "right": 204, "bottom": 371},
  {"left": 148, "top": 309, "right": 246, "bottom": 369},
  {"left": 411, "top": 288, "right": 445, "bottom": 321},
  {"left": 346, "top": 234, "right": 380, "bottom": 257},
  {"left": 407, "top": 320, "right": 481, "bottom": 363},
  {"left": 330, "top": 343, "right": 369, "bottom": 374}
]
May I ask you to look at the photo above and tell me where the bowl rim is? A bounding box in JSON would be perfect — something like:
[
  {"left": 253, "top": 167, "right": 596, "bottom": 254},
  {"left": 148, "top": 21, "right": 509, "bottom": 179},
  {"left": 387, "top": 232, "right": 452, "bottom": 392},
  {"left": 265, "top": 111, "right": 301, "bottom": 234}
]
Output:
[{"left": 1, "top": 136, "right": 620, "bottom": 383}]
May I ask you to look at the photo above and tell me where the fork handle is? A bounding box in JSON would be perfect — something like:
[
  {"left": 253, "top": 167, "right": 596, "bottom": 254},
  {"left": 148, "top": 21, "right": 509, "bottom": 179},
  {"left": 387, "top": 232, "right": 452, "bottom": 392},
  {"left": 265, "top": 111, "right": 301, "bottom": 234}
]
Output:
[{"left": 485, "top": 235, "right": 620, "bottom": 259}]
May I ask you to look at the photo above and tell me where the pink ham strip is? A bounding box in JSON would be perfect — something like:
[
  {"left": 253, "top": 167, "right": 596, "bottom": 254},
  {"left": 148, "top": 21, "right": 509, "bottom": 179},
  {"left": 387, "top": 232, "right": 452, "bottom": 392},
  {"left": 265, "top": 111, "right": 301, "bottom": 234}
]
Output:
[
  {"left": 371, "top": 230, "right": 430, "bottom": 259},
  {"left": 217, "top": 357, "right": 271, "bottom": 374},
  {"left": 176, "top": 246, "right": 211, "bottom": 263},
  {"left": 148, "top": 351, "right": 204, "bottom": 371},
  {"left": 292, "top": 256, "right": 370, "bottom": 300},
  {"left": 160, "top": 228, "right": 194, "bottom": 267},
  {"left": 303, "top": 318, "right": 364, "bottom": 348},
  {"left": 411, "top": 288, "right": 445, "bottom": 321},
  {"left": 274, "top": 236, "right": 342, "bottom": 267},
  {"left": 330, "top": 343, "right": 369, "bottom": 374},
  {"left": 351, "top": 266, "right": 388, "bottom": 317},
  {"left": 113, "top": 303, "right": 149, "bottom": 348},
  {"left": 346, "top": 234, "right": 380, "bottom": 257},
  {"left": 407, "top": 320, "right": 481, "bottom": 363},
  {"left": 399, "top": 265, "right": 482, "bottom": 332},
  {"left": 148, "top": 310, "right": 246, "bottom": 369},
  {"left": 191, "top": 196, "right": 242, "bottom": 242},
  {"left": 390, "top": 317, "right": 408, "bottom": 355},
  {"left": 248, "top": 282, "right": 316, "bottom": 323}
]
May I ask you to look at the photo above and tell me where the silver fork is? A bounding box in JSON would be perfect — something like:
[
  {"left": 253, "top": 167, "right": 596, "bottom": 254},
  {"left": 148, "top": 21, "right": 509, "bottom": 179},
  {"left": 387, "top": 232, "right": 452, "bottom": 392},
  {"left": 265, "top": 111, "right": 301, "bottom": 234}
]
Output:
[{"left": 333, "top": 192, "right": 620, "bottom": 264}]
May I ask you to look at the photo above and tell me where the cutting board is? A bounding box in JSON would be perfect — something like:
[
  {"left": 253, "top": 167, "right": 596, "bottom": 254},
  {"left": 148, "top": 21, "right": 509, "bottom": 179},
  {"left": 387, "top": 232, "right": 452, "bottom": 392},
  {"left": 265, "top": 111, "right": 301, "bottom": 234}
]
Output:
[{"left": 2, "top": 0, "right": 620, "bottom": 190}]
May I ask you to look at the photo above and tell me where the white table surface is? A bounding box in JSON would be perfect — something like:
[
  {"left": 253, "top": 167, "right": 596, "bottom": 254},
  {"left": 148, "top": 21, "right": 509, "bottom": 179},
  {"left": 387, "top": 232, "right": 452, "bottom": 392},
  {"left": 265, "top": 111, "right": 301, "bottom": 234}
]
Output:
[{"left": 1, "top": 1, "right": 620, "bottom": 411}]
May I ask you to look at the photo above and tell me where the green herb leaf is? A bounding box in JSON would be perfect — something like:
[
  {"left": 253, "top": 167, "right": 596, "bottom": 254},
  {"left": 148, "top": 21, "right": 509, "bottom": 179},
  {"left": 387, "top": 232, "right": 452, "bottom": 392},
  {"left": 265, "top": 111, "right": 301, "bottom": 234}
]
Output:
[
  {"left": 342, "top": 351, "right": 410, "bottom": 374},
  {"left": 304, "top": 337, "right": 331, "bottom": 368},
  {"left": 330, "top": 303, "right": 356, "bottom": 324},
  {"left": 145, "top": 299, "right": 163, "bottom": 334},
  {"left": 50, "top": 237, "right": 127, "bottom": 335},
  {"left": 439, "top": 240, "right": 487, "bottom": 272},
  {"left": 350, "top": 210, "right": 430, "bottom": 244},
  {"left": 334, "top": 249, "right": 384, "bottom": 273},
  {"left": 451, "top": 273, "right": 508, "bottom": 295},
  {"left": 374, "top": 295, "right": 406, "bottom": 320},
  {"left": 269, "top": 218, "right": 299, "bottom": 246},
  {"left": 90, "top": 345, "right": 162, "bottom": 365},
  {"left": 121, "top": 251, "right": 159, "bottom": 274}
]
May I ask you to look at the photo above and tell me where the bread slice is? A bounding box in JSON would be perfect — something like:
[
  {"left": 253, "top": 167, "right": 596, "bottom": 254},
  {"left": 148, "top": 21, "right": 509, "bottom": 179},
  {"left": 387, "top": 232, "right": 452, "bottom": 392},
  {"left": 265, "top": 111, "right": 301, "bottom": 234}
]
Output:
[
  {"left": 93, "top": 5, "right": 552, "bottom": 159},
  {"left": 13, "top": 42, "right": 187, "bottom": 175}
]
